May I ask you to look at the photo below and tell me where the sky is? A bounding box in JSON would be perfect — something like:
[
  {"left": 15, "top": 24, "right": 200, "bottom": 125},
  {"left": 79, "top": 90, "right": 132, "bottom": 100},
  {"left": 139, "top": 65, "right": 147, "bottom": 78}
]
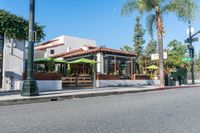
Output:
[{"left": 0, "top": 0, "right": 200, "bottom": 52}]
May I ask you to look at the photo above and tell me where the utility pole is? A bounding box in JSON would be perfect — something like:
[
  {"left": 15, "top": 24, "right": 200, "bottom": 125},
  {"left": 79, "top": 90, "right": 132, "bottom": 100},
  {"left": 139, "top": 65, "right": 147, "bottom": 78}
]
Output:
[{"left": 21, "top": 0, "right": 39, "bottom": 96}]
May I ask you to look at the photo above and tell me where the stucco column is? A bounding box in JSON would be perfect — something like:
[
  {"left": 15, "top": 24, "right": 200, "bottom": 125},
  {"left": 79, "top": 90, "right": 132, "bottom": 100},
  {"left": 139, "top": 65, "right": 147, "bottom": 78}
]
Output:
[{"left": 96, "top": 52, "right": 104, "bottom": 74}]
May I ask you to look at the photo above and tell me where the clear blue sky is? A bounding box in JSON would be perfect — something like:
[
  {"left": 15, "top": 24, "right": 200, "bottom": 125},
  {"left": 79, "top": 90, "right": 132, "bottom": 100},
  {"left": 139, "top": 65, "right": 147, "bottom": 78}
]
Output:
[{"left": 0, "top": 0, "right": 200, "bottom": 52}]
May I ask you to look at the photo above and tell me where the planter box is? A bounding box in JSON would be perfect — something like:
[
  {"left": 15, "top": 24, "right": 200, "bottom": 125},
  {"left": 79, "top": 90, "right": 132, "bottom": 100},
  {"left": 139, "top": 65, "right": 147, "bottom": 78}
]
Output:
[
  {"left": 132, "top": 74, "right": 151, "bottom": 80},
  {"left": 23, "top": 72, "right": 62, "bottom": 80},
  {"left": 97, "top": 74, "right": 120, "bottom": 80}
]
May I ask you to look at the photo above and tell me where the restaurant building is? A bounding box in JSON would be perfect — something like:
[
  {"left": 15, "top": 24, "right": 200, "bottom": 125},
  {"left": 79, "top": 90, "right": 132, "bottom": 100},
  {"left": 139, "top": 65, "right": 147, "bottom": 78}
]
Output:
[
  {"left": 50, "top": 46, "right": 139, "bottom": 87},
  {"left": 34, "top": 35, "right": 160, "bottom": 88}
]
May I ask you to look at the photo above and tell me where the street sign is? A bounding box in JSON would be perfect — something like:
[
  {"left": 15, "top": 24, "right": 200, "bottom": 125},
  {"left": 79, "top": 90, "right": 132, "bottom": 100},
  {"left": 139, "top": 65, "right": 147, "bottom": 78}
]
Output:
[
  {"left": 184, "top": 37, "right": 198, "bottom": 43},
  {"left": 182, "top": 57, "right": 191, "bottom": 61},
  {"left": 151, "top": 52, "right": 168, "bottom": 61}
]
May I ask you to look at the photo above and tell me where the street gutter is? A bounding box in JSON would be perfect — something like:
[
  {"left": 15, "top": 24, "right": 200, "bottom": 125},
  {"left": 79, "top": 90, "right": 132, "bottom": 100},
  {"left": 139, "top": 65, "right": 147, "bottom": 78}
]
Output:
[{"left": 0, "top": 85, "right": 199, "bottom": 106}]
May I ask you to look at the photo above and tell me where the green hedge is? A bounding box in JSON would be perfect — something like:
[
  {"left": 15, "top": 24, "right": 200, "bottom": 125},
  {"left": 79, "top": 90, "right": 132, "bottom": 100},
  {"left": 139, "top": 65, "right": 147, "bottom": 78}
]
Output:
[{"left": 0, "top": 9, "right": 45, "bottom": 41}]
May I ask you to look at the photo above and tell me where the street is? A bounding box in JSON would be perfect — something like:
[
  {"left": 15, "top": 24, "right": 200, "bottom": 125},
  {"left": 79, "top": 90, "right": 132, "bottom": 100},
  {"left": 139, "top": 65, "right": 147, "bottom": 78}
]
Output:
[{"left": 1, "top": 88, "right": 200, "bottom": 133}]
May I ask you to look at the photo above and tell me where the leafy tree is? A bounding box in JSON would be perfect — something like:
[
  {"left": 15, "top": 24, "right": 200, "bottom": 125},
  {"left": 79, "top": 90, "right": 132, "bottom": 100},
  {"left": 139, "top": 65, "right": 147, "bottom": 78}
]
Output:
[
  {"left": 145, "top": 39, "right": 157, "bottom": 57},
  {"left": 165, "top": 40, "right": 188, "bottom": 73},
  {"left": 133, "top": 16, "right": 145, "bottom": 74},
  {"left": 0, "top": 9, "right": 45, "bottom": 41},
  {"left": 121, "top": 0, "right": 198, "bottom": 86},
  {"left": 133, "top": 16, "right": 145, "bottom": 56},
  {"left": 194, "top": 51, "right": 200, "bottom": 72},
  {"left": 120, "top": 45, "right": 133, "bottom": 52}
]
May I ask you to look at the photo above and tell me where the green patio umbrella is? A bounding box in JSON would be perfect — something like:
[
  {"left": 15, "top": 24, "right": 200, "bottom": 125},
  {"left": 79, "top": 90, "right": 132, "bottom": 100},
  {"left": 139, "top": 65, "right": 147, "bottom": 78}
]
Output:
[
  {"left": 69, "top": 58, "right": 97, "bottom": 91},
  {"left": 146, "top": 65, "right": 158, "bottom": 70},
  {"left": 69, "top": 58, "right": 97, "bottom": 64},
  {"left": 34, "top": 58, "right": 68, "bottom": 64}
]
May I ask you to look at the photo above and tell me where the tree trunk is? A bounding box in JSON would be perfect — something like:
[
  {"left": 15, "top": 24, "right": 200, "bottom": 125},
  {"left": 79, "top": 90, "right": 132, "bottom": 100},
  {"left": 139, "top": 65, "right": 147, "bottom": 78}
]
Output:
[
  {"left": 156, "top": 8, "right": 165, "bottom": 86},
  {"left": 157, "top": 34, "right": 165, "bottom": 86}
]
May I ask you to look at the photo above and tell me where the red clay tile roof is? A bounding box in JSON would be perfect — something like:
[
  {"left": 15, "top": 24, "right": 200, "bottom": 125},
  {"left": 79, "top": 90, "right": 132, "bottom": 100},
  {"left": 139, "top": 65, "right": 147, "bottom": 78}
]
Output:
[
  {"left": 35, "top": 43, "right": 64, "bottom": 50},
  {"left": 49, "top": 47, "right": 135, "bottom": 59},
  {"left": 48, "top": 48, "right": 83, "bottom": 58},
  {"left": 83, "top": 45, "right": 97, "bottom": 49},
  {"left": 35, "top": 39, "right": 59, "bottom": 47}
]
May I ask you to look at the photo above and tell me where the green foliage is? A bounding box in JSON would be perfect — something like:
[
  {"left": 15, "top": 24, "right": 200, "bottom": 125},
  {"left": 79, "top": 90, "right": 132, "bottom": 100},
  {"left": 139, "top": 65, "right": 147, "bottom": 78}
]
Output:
[
  {"left": 121, "top": 0, "right": 198, "bottom": 85},
  {"left": 194, "top": 51, "right": 200, "bottom": 72},
  {"left": 133, "top": 16, "right": 145, "bottom": 56},
  {"left": 121, "top": 0, "right": 199, "bottom": 37},
  {"left": 0, "top": 9, "right": 45, "bottom": 41},
  {"left": 133, "top": 16, "right": 145, "bottom": 74},
  {"left": 47, "top": 58, "right": 55, "bottom": 72},
  {"left": 165, "top": 40, "right": 188, "bottom": 72},
  {"left": 66, "top": 64, "right": 71, "bottom": 77},
  {"left": 145, "top": 39, "right": 157, "bottom": 57},
  {"left": 169, "top": 0, "right": 199, "bottom": 22},
  {"left": 120, "top": 45, "right": 133, "bottom": 52}
]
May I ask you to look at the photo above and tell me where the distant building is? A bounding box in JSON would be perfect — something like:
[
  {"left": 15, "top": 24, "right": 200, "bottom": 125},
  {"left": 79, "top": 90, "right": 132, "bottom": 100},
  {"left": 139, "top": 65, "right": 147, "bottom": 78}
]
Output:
[
  {"left": 0, "top": 35, "right": 26, "bottom": 91},
  {"left": 34, "top": 35, "right": 96, "bottom": 59}
]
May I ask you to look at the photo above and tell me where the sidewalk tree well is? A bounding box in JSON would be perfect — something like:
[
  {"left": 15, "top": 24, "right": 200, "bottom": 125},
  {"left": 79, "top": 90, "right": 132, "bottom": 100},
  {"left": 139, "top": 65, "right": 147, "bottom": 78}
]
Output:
[
  {"left": 121, "top": 0, "right": 198, "bottom": 86},
  {"left": 0, "top": 9, "right": 45, "bottom": 41}
]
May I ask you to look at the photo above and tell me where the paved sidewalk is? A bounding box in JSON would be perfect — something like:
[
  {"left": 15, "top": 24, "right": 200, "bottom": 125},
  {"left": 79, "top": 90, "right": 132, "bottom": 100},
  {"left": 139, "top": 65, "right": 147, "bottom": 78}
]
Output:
[{"left": 0, "top": 84, "right": 199, "bottom": 106}]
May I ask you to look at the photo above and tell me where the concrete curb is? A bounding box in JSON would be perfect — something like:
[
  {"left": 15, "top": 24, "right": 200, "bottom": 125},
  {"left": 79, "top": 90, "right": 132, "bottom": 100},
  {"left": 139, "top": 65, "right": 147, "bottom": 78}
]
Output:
[{"left": 0, "top": 85, "right": 199, "bottom": 106}]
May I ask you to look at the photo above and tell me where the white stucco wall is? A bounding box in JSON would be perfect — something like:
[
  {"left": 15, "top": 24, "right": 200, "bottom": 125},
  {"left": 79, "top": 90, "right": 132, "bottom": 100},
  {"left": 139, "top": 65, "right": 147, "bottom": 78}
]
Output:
[
  {"left": 96, "top": 80, "right": 160, "bottom": 88},
  {"left": 43, "top": 35, "right": 97, "bottom": 58},
  {"left": 63, "top": 35, "right": 96, "bottom": 50},
  {"left": 2, "top": 38, "right": 25, "bottom": 91},
  {"left": 96, "top": 52, "right": 104, "bottom": 74},
  {"left": 14, "top": 80, "right": 62, "bottom": 92}
]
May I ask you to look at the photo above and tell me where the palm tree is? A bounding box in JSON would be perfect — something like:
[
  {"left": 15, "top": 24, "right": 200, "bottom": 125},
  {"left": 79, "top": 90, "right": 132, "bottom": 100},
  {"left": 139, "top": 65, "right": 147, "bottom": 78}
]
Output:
[
  {"left": 120, "top": 45, "right": 133, "bottom": 52},
  {"left": 121, "top": 0, "right": 198, "bottom": 86}
]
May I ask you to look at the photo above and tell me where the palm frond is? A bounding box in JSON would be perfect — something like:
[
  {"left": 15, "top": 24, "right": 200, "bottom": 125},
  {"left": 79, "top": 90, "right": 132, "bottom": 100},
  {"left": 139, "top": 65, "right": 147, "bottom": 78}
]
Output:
[
  {"left": 145, "top": 13, "right": 156, "bottom": 38},
  {"left": 160, "top": 3, "right": 174, "bottom": 15},
  {"left": 169, "top": 0, "right": 199, "bottom": 22},
  {"left": 121, "top": 0, "right": 139, "bottom": 16}
]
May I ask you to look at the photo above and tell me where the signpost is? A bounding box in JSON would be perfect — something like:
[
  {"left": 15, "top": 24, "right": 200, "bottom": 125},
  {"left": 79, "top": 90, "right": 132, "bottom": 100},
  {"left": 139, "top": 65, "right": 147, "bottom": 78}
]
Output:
[
  {"left": 184, "top": 37, "right": 198, "bottom": 43},
  {"left": 184, "top": 20, "right": 200, "bottom": 84},
  {"left": 182, "top": 58, "right": 191, "bottom": 62},
  {"left": 151, "top": 52, "right": 168, "bottom": 61}
]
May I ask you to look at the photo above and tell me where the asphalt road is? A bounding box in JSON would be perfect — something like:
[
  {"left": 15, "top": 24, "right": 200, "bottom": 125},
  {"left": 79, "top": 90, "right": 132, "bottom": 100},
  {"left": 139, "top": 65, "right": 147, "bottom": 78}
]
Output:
[{"left": 1, "top": 88, "right": 200, "bottom": 133}]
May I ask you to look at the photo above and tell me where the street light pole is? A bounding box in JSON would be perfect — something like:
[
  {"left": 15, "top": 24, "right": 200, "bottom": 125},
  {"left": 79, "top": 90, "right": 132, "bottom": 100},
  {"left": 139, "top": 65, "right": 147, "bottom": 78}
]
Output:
[
  {"left": 21, "top": 0, "right": 39, "bottom": 96},
  {"left": 188, "top": 20, "right": 195, "bottom": 84}
]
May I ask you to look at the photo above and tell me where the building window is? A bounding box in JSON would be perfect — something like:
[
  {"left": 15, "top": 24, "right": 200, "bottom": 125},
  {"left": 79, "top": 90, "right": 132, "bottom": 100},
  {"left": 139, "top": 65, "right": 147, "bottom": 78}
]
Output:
[
  {"left": 104, "top": 56, "right": 131, "bottom": 77},
  {"left": 50, "top": 49, "right": 54, "bottom": 54},
  {"left": 67, "top": 46, "right": 71, "bottom": 52}
]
